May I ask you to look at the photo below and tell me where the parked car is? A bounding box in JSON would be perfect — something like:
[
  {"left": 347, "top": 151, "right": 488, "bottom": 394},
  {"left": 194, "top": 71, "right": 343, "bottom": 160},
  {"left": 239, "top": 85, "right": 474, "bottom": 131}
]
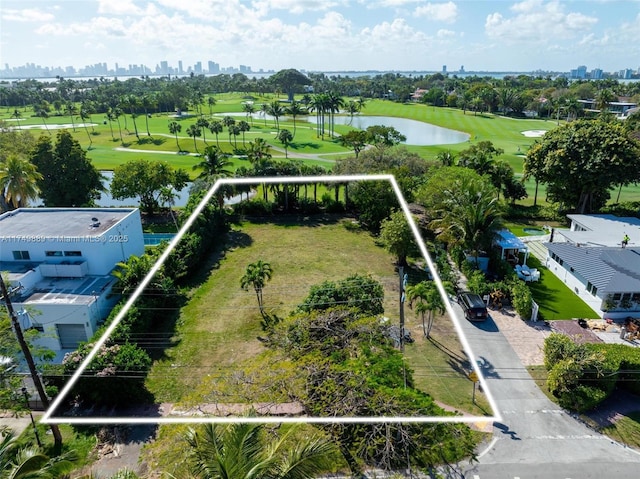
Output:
[{"left": 458, "top": 291, "right": 488, "bottom": 321}]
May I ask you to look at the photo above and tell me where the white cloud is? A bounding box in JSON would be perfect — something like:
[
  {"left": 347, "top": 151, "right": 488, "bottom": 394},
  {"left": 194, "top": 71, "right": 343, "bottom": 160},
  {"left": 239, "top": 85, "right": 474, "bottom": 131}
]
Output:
[
  {"left": 97, "top": 0, "right": 145, "bottom": 15},
  {"left": 255, "top": 0, "right": 342, "bottom": 14},
  {"left": 485, "top": 1, "right": 598, "bottom": 42},
  {"left": 1, "top": 8, "right": 55, "bottom": 22},
  {"left": 437, "top": 28, "right": 455, "bottom": 38},
  {"left": 414, "top": 1, "right": 458, "bottom": 23}
]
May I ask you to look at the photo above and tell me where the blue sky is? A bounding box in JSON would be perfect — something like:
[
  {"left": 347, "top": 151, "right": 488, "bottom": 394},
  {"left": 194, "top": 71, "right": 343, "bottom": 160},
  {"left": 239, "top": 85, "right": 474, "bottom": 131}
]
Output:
[{"left": 1, "top": 0, "right": 639, "bottom": 73}]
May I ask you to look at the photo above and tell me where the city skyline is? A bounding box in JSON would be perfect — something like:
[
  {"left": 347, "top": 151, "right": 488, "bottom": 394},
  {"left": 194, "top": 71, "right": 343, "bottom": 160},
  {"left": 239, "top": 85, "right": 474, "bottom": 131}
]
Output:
[{"left": 1, "top": 0, "right": 639, "bottom": 74}]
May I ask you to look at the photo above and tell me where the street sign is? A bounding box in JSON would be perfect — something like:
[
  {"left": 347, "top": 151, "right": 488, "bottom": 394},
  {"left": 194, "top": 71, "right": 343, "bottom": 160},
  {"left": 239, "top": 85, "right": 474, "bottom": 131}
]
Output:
[{"left": 469, "top": 371, "right": 479, "bottom": 383}]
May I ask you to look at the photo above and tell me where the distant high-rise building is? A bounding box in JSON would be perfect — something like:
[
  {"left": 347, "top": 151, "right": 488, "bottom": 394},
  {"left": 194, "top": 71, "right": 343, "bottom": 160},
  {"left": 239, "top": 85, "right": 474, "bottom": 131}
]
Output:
[
  {"left": 195, "top": 61, "right": 202, "bottom": 74},
  {"left": 208, "top": 61, "right": 220, "bottom": 74},
  {"left": 239, "top": 64, "right": 251, "bottom": 73},
  {"left": 459, "top": 65, "right": 465, "bottom": 73},
  {"left": 570, "top": 65, "right": 587, "bottom": 79},
  {"left": 590, "top": 68, "right": 603, "bottom": 79},
  {"left": 620, "top": 68, "right": 633, "bottom": 79},
  {"left": 178, "top": 61, "right": 183, "bottom": 74},
  {"left": 160, "top": 61, "right": 169, "bottom": 75},
  {"left": 442, "top": 65, "right": 447, "bottom": 73}
]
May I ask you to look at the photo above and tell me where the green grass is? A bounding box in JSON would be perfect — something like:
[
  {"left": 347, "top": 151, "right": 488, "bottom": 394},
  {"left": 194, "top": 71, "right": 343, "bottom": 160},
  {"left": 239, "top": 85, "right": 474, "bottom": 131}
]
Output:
[
  {"left": 526, "top": 255, "right": 600, "bottom": 320},
  {"left": 145, "top": 215, "right": 481, "bottom": 415},
  {"left": 601, "top": 412, "right": 640, "bottom": 449}
]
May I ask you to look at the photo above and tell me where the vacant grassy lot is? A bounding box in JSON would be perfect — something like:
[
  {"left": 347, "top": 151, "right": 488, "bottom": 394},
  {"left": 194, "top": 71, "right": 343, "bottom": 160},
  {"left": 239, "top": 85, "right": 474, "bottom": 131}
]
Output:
[{"left": 145, "top": 215, "right": 483, "bottom": 416}]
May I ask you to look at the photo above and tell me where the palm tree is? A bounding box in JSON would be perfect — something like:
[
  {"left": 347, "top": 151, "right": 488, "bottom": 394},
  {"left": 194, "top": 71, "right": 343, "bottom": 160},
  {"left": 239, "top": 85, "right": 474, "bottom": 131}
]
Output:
[
  {"left": 223, "top": 116, "right": 236, "bottom": 143},
  {"left": 432, "top": 175, "right": 503, "bottom": 267},
  {"left": 240, "top": 260, "right": 273, "bottom": 317},
  {"left": 0, "top": 156, "right": 43, "bottom": 210},
  {"left": 141, "top": 93, "right": 157, "bottom": 136},
  {"left": 194, "top": 145, "right": 233, "bottom": 179},
  {"left": 106, "top": 107, "right": 116, "bottom": 140},
  {"left": 208, "top": 96, "right": 217, "bottom": 116},
  {"left": 79, "top": 103, "right": 94, "bottom": 149},
  {"left": 326, "top": 92, "right": 345, "bottom": 136},
  {"left": 197, "top": 117, "right": 210, "bottom": 144},
  {"left": 268, "top": 100, "right": 285, "bottom": 131},
  {"left": 209, "top": 120, "right": 223, "bottom": 148},
  {"left": 0, "top": 429, "right": 76, "bottom": 479},
  {"left": 184, "top": 422, "right": 335, "bottom": 479},
  {"left": 308, "top": 93, "right": 328, "bottom": 138},
  {"left": 595, "top": 88, "right": 616, "bottom": 113},
  {"left": 65, "top": 102, "right": 77, "bottom": 131},
  {"left": 186, "top": 123, "right": 202, "bottom": 154},
  {"left": 277, "top": 129, "right": 293, "bottom": 158},
  {"left": 237, "top": 120, "right": 251, "bottom": 146},
  {"left": 285, "top": 100, "right": 306, "bottom": 138},
  {"left": 35, "top": 104, "right": 50, "bottom": 134},
  {"left": 242, "top": 101, "right": 255, "bottom": 125},
  {"left": 123, "top": 95, "right": 140, "bottom": 139},
  {"left": 345, "top": 99, "right": 361, "bottom": 125},
  {"left": 168, "top": 121, "right": 182, "bottom": 151},
  {"left": 113, "top": 107, "right": 124, "bottom": 145},
  {"left": 260, "top": 103, "right": 269, "bottom": 126},
  {"left": 10, "top": 109, "right": 22, "bottom": 130},
  {"left": 406, "top": 280, "right": 450, "bottom": 338}
]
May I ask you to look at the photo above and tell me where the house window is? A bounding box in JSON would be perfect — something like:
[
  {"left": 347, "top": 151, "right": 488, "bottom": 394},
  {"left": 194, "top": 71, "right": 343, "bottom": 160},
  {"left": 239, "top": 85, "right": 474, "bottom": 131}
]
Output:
[
  {"left": 632, "top": 293, "right": 640, "bottom": 303},
  {"left": 587, "top": 282, "right": 597, "bottom": 296},
  {"left": 64, "top": 251, "right": 82, "bottom": 257},
  {"left": 45, "top": 251, "right": 63, "bottom": 257},
  {"left": 12, "top": 251, "right": 30, "bottom": 260},
  {"left": 613, "top": 293, "right": 622, "bottom": 301}
]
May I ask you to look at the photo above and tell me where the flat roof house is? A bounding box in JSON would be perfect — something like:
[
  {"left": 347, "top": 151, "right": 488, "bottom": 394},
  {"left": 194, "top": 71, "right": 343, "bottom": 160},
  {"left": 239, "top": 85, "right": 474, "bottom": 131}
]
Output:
[
  {"left": 0, "top": 208, "right": 144, "bottom": 360},
  {"left": 545, "top": 215, "right": 640, "bottom": 318}
]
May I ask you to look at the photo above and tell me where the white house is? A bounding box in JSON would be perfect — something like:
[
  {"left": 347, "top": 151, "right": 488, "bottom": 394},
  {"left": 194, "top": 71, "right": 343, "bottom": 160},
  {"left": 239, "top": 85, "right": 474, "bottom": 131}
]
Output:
[
  {"left": 545, "top": 214, "right": 640, "bottom": 319},
  {"left": 0, "top": 208, "right": 144, "bottom": 360}
]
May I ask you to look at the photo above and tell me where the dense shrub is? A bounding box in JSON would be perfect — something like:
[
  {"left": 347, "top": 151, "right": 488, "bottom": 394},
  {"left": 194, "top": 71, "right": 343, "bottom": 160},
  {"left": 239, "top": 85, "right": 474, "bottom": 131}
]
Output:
[
  {"left": 466, "top": 269, "right": 489, "bottom": 296},
  {"left": 543, "top": 333, "right": 576, "bottom": 371},
  {"left": 61, "top": 341, "right": 152, "bottom": 406},
  {"left": 510, "top": 280, "right": 533, "bottom": 320}
]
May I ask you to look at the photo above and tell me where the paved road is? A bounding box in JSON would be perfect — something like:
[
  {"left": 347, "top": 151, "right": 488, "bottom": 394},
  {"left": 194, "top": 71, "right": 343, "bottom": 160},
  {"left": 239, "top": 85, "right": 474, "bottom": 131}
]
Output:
[{"left": 455, "top": 307, "right": 640, "bottom": 479}]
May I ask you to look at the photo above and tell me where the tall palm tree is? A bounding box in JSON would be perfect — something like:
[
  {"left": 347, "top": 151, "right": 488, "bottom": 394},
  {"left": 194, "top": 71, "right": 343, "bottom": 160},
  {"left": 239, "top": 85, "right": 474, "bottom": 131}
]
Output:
[
  {"left": 113, "top": 107, "right": 124, "bottom": 145},
  {"left": 406, "top": 280, "right": 451, "bottom": 338},
  {"left": 208, "top": 96, "right": 217, "bottom": 116},
  {"left": 184, "top": 422, "right": 335, "bottom": 479},
  {"left": 209, "top": 120, "right": 224, "bottom": 148},
  {"left": 223, "top": 116, "right": 236, "bottom": 143},
  {"left": 10, "top": 108, "right": 22, "bottom": 130},
  {"left": 141, "top": 93, "right": 157, "bottom": 136},
  {"left": 197, "top": 118, "right": 211, "bottom": 144},
  {"left": 242, "top": 102, "right": 255, "bottom": 125},
  {"left": 285, "top": 100, "right": 306, "bottom": 138},
  {"left": 267, "top": 100, "right": 285, "bottom": 132},
  {"left": 168, "top": 121, "right": 182, "bottom": 151},
  {"left": 186, "top": 123, "right": 202, "bottom": 154},
  {"left": 79, "top": 103, "right": 94, "bottom": 149},
  {"left": 326, "top": 92, "right": 344, "bottom": 137},
  {"left": 123, "top": 95, "right": 141, "bottom": 139},
  {"left": 0, "top": 156, "right": 43, "bottom": 210},
  {"left": 65, "top": 102, "right": 77, "bottom": 132},
  {"left": 237, "top": 120, "right": 250, "bottom": 146},
  {"left": 35, "top": 104, "right": 50, "bottom": 135},
  {"left": 240, "top": 260, "right": 273, "bottom": 317},
  {"left": 277, "top": 129, "right": 293, "bottom": 158}
]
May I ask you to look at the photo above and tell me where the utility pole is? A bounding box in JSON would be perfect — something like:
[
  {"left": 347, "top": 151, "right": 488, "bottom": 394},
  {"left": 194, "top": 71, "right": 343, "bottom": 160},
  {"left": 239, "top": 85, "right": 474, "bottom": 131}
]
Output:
[
  {"left": 399, "top": 266, "right": 406, "bottom": 352},
  {"left": 0, "top": 274, "right": 63, "bottom": 450}
]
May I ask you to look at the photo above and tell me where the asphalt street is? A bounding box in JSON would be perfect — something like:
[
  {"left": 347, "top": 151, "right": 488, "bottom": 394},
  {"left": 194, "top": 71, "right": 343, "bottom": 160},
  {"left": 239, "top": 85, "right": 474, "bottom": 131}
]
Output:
[{"left": 455, "top": 306, "right": 640, "bottom": 479}]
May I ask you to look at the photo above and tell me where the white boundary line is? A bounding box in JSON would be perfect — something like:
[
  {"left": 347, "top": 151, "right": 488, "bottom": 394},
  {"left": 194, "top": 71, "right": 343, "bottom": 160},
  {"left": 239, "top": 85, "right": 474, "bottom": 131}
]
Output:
[{"left": 42, "top": 174, "right": 501, "bottom": 425}]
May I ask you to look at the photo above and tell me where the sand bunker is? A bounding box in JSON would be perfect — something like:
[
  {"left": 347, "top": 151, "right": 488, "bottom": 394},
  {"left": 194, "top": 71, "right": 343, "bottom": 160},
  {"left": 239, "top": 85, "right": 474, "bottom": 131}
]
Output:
[{"left": 521, "top": 130, "right": 548, "bottom": 137}]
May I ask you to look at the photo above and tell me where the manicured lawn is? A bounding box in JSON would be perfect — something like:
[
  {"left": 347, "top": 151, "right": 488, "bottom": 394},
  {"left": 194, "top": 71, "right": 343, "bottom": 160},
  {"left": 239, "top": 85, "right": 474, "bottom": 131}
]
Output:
[
  {"left": 145, "top": 215, "right": 482, "bottom": 416},
  {"left": 526, "top": 255, "right": 600, "bottom": 320},
  {"left": 601, "top": 412, "right": 640, "bottom": 450}
]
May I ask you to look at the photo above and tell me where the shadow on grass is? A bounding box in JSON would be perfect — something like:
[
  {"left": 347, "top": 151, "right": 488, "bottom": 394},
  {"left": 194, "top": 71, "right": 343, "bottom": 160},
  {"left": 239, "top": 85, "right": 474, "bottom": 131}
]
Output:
[
  {"left": 243, "top": 213, "right": 346, "bottom": 228},
  {"left": 291, "top": 141, "right": 321, "bottom": 150},
  {"left": 137, "top": 137, "right": 166, "bottom": 146}
]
